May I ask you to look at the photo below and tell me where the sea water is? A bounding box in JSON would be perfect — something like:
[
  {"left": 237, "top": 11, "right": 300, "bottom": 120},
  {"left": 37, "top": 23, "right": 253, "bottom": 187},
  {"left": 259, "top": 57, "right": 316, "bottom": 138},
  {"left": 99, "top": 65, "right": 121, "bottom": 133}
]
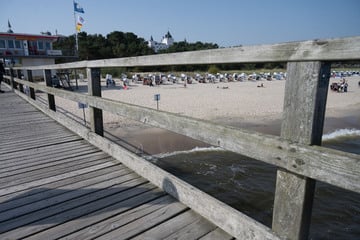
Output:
[{"left": 144, "top": 129, "right": 360, "bottom": 239}]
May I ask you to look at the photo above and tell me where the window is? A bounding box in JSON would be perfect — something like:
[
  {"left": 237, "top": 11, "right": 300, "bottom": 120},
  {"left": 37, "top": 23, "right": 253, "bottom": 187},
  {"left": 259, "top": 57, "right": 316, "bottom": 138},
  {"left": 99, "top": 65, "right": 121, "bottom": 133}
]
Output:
[
  {"left": 8, "top": 40, "right": 15, "bottom": 48},
  {"left": 45, "top": 42, "right": 51, "bottom": 50},
  {"left": 0, "top": 40, "right": 6, "bottom": 48},
  {"left": 15, "top": 40, "right": 21, "bottom": 49},
  {"left": 38, "top": 41, "right": 44, "bottom": 50}
]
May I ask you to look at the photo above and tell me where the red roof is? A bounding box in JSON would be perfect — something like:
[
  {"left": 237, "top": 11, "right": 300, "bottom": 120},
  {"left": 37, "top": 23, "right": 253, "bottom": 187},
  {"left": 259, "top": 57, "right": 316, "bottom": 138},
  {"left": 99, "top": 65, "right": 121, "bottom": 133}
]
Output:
[{"left": 0, "top": 32, "right": 58, "bottom": 41}]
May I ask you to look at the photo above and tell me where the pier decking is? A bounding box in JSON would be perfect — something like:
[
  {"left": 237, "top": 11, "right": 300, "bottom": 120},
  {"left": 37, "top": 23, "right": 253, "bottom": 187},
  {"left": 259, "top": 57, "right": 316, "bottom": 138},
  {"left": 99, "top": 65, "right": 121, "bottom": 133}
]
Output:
[{"left": 0, "top": 88, "right": 233, "bottom": 240}]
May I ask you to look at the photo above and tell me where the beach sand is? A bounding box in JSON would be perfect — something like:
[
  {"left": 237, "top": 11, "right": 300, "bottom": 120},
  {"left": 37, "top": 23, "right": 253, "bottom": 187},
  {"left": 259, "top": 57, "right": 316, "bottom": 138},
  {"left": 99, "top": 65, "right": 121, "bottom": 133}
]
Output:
[{"left": 53, "top": 76, "right": 360, "bottom": 154}]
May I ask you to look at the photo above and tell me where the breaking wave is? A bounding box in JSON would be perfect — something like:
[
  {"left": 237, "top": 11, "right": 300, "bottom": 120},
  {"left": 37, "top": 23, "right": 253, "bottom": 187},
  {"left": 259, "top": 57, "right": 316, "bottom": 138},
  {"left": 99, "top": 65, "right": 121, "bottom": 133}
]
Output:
[
  {"left": 322, "top": 128, "right": 360, "bottom": 141},
  {"left": 143, "top": 146, "right": 224, "bottom": 161}
]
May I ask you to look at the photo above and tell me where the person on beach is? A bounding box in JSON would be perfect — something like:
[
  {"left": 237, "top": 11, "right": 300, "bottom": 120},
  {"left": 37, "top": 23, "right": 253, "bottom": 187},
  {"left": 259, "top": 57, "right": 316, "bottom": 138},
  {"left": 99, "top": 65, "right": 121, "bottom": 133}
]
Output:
[
  {"left": 340, "top": 78, "right": 348, "bottom": 92},
  {"left": 106, "top": 74, "right": 115, "bottom": 87},
  {"left": 0, "top": 61, "right": 5, "bottom": 93}
]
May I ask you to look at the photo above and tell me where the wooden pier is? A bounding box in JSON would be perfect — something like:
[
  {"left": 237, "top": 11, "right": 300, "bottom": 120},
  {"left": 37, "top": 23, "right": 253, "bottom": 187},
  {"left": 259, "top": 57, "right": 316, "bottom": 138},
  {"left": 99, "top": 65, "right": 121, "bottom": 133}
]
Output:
[
  {"left": 0, "top": 90, "right": 233, "bottom": 239},
  {"left": 1, "top": 36, "right": 360, "bottom": 239}
]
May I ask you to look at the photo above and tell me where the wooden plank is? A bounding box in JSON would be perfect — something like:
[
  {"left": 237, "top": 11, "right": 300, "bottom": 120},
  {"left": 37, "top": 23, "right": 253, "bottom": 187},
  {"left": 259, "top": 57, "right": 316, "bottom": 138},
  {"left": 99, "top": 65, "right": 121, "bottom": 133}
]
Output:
[
  {"left": 1, "top": 129, "right": 77, "bottom": 142},
  {"left": 0, "top": 141, "right": 94, "bottom": 165},
  {"left": 0, "top": 123, "right": 70, "bottom": 137},
  {"left": 162, "top": 216, "right": 217, "bottom": 240},
  {"left": 0, "top": 181, "right": 157, "bottom": 239},
  {"left": 97, "top": 200, "right": 188, "bottom": 240},
  {"left": 0, "top": 135, "right": 82, "bottom": 154},
  {"left": 0, "top": 153, "right": 112, "bottom": 187},
  {"left": 272, "top": 61, "right": 331, "bottom": 240},
  {"left": 0, "top": 162, "right": 115, "bottom": 196},
  {"left": 199, "top": 228, "right": 234, "bottom": 240},
  {"left": 0, "top": 152, "right": 110, "bottom": 185},
  {"left": 0, "top": 141, "right": 98, "bottom": 163},
  {"left": 0, "top": 164, "right": 128, "bottom": 212},
  {"left": 0, "top": 112, "right": 59, "bottom": 122},
  {"left": 0, "top": 132, "right": 80, "bottom": 148},
  {"left": 0, "top": 164, "right": 123, "bottom": 204},
  {"left": 0, "top": 118, "right": 54, "bottom": 129},
  {"left": 0, "top": 171, "right": 141, "bottom": 223},
  {"left": 132, "top": 209, "right": 210, "bottom": 240},
  {"left": 0, "top": 146, "right": 98, "bottom": 170},
  {"left": 0, "top": 131, "right": 74, "bottom": 145},
  {"left": 28, "top": 193, "right": 173, "bottom": 240},
  {"left": 0, "top": 120, "right": 73, "bottom": 135},
  {"left": 0, "top": 150, "right": 101, "bottom": 177}
]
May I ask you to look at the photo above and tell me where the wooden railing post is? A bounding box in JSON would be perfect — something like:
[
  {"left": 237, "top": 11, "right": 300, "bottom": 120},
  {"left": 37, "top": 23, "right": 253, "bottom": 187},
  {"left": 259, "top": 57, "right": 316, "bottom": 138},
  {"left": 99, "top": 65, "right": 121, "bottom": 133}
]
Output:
[
  {"left": 87, "top": 67, "right": 104, "bottom": 136},
  {"left": 9, "top": 67, "right": 15, "bottom": 90},
  {"left": 27, "top": 70, "right": 36, "bottom": 100},
  {"left": 272, "top": 61, "right": 331, "bottom": 239},
  {"left": 44, "top": 69, "right": 56, "bottom": 111},
  {"left": 17, "top": 70, "right": 23, "bottom": 92}
]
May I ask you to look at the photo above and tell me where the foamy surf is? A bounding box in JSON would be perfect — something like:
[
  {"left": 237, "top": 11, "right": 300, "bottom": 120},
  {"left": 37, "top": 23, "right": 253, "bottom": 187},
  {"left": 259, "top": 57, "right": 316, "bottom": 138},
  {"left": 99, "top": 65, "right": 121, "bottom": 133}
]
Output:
[
  {"left": 143, "top": 146, "right": 224, "bottom": 161},
  {"left": 322, "top": 128, "right": 360, "bottom": 141}
]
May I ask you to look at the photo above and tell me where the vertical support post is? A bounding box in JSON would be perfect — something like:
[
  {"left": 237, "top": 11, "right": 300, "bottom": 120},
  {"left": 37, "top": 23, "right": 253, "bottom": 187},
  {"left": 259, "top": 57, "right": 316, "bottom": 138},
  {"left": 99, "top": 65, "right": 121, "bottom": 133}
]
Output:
[
  {"left": 9, "top": 67, "right": 14, "bottom": 90},
  {"left": 74, "top": 69, "right": 79, "bottom": 90},
  {"left": 27, "top": 70, "right": 36, "bottom": 100},
  {"left": 87, "top": 67, "right": 103, "bottom": 136},
  {"left": 272, "top": 61, "right": 331, "bottom": 240},
  {"left": 17, "top": 70, "right": 22, "bottom": 92},
  {"left": 44, "top": 69, "right": 56, "bottom": 111}
]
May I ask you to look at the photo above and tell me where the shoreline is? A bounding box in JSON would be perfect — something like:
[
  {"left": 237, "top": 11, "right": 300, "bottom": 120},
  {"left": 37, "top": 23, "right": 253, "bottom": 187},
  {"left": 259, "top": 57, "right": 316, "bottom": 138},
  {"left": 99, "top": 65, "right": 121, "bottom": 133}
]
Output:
[
  {"left": 52, "top": 76, "right": 360, "bottom": 155},
  {"left": 105, "top": 107, "right": 360, "bottom": 155}
]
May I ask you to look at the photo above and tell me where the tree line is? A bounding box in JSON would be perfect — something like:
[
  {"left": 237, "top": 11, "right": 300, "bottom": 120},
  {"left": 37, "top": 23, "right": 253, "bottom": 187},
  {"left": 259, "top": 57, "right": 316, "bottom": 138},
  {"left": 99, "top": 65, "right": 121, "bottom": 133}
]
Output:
[
  {"left": 54, "top": 31, "right": 154, "bottom": 61},
  {"left": 54, "top": 31, "right": 219, "bottom": 61},
  {"left": 54, "top": 31, "right": 284, "bottom": 72}
]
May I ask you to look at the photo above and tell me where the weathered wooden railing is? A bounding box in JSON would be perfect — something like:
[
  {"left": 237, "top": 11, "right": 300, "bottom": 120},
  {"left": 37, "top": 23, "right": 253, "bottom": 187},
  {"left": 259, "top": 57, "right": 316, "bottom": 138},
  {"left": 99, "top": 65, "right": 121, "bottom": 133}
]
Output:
[{"left": 4, "top": 36, "right": 360, "bottom": 240}]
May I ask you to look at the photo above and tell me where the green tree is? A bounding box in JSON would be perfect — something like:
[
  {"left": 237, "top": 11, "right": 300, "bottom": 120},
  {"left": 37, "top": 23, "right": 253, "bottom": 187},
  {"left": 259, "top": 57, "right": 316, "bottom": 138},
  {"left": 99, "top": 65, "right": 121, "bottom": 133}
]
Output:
[
  {"left": 53, "top": 30, "right": 218, "bottom": 65},
  {"left": 159, "top": 41, "right": 218, "bottom": 53}
]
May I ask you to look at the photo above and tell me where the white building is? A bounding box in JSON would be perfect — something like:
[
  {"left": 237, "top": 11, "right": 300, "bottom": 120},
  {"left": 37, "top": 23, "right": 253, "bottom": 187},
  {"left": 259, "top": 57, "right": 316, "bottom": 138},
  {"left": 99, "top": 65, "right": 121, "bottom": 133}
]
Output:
[{"left": 148, "top": 31, "right": 174, "bottom": 53}]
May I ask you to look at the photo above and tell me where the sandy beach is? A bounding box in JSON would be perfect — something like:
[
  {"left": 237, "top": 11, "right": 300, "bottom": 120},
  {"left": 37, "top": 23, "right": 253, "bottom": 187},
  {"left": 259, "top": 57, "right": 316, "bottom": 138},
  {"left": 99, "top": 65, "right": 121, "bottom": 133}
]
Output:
[{"left": 52, "top": 75, "right": 360, "bottom": 154}]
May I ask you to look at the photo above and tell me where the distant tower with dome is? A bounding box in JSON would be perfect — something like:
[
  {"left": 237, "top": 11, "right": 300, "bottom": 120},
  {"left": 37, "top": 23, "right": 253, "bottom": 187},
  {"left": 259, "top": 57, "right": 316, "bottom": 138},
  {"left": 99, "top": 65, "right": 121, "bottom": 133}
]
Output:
[{"left": 148, "top": 30, "right": 174, "bottom": 52}]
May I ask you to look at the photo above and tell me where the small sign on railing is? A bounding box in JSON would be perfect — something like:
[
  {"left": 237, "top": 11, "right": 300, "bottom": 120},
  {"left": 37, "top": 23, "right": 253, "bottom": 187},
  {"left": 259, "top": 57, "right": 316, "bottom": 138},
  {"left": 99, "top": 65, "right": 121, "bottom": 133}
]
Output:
[
  {"left": 78, "top": 102, "right": 88, "bottom": 125},
  {"left": 78, "top": 102, "right": 88, "bottom": 109},
  {"left": 154, "top": 94, "right": 160, "bottom": 110}
]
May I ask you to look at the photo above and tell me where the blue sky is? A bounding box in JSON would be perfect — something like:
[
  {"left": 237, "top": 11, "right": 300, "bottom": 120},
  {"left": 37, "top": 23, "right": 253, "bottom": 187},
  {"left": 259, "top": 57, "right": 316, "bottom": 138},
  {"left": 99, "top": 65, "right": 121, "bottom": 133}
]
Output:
[{"left": 1, "top": 0, "right": 359, "bottom": 47}]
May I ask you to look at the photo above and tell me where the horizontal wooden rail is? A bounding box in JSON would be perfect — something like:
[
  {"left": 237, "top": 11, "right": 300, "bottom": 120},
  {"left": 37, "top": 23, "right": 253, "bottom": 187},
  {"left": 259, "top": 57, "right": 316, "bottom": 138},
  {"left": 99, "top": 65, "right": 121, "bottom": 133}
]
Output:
[
  {"left": 13, "top": 36, "right": 360, "bottom": 71},
  {"left": 13, "top": 78, "right": 360, "bottom": 194}
]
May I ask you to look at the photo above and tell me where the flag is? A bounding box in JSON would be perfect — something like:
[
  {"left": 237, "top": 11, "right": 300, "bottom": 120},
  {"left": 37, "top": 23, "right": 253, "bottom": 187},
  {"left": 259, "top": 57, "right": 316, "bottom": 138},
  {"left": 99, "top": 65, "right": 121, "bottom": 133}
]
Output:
[
  {"left": 76, "top": 15, "right": 85, "bottom": 32},
  {"left": 76, "top": 23, "right": 82, "bottom": 32},
  {"left": 74, "top": 1, "right": 85, "bottom": 13},
  {"left": 77, "top": 15, "right": 85, "bottom": 25}
]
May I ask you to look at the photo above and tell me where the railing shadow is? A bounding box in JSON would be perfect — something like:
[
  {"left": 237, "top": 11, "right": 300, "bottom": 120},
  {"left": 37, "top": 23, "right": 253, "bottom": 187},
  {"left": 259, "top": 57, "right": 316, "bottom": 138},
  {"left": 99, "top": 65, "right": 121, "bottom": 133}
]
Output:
[{"left": 0, "top": 183, "right": 172, "bottom": 235}]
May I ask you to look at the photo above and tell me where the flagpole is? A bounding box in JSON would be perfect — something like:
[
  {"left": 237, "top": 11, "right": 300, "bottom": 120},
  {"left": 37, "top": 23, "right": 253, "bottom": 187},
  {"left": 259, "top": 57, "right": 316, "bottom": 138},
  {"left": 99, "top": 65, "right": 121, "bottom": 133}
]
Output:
[{"left": 73, "top": 0, "right": 79, "bottom": 56}]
